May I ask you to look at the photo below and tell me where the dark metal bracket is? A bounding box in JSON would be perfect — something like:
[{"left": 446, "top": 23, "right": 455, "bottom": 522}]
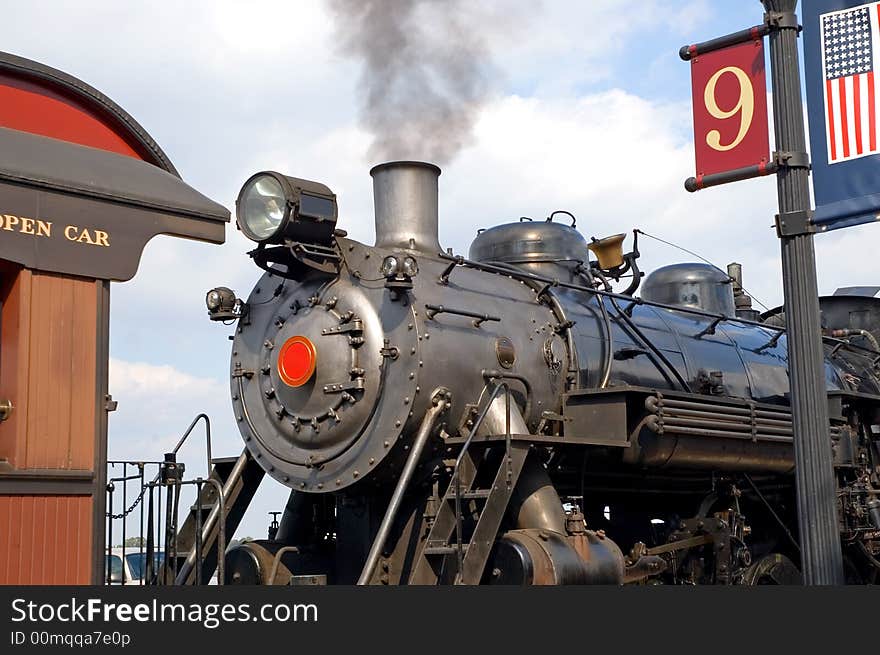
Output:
[
  {"left": 773, "top": 150, "right": 810, "bottom": 170},
  {"left": 536, "top": 280, "right": 560, "bottom": 298},
  {"left": 438, "top": 255, "right": 464, "bottom": 285},
  {"left": 756, "top": 330, "right": 785, "bottom": 353},
  {"left": 322, "top": 379, "right": 365, "bottom": 394},
  {"left": 380, "top": 339, "right": 399, "bottom": 360},
  {"left": 231, "top": 362, "right": 254, "bottom": 379},
  {"left": 553, "top": 320, "right": 576, "bottom": 334},
  {"left": 321, "top": 319, "right": 364, "bottom": 335},
  {"left": 764, "top": 11, "right": 799, "bottom": 31},
  {"left": 775, "top": 209, "right": 815, "bottom": 237},
  {"left": 614, "top": 346, "right": 649, "bottom": 361},
  {"left": 696, "top": 316, "right": 725, "bottom": 339}
]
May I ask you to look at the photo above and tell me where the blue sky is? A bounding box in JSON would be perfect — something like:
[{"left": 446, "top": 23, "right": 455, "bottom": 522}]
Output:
[{"left": 4, "top": 1, "right": 878, "bottom": 539}]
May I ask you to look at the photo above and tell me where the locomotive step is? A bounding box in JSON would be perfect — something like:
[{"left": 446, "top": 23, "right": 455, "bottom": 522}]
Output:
[
  {"left": 189, "top": 503, "right": 216, "bottom": 512},
  {"left": 210, "top": 456, "right": 240, "bottom": 466},
  {"left": 423, "top": 544, "right": 469, "bottom": 556},
  {"left": 446, "top": 489, "right": 491, "bottom": 500}
]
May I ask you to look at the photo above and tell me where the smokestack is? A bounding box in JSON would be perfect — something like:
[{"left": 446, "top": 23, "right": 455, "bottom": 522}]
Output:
[{"left": 370, "top": 161, "right": 441, "bottom": 253}]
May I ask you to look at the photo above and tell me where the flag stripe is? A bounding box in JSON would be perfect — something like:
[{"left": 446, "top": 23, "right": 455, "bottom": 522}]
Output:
[
  {"left": 855, "top": 74, "right": 863, "bottom": 153},
  {"left": 827, "top": 77, "right": 837, "bottom": 161},
  {"left": 866, "top": 73, "right": 872, "bottom": 149},
  {"left": 868, "top": 72, "right": 880, "bottom": 152},
  {"left": 840, "top": 76, "right": 850, "bottom": 158}
]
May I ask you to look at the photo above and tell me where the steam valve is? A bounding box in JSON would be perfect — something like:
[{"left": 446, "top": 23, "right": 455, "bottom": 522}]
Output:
[{"left": 268, "top": 512, "right": 281, "bottom": 542}]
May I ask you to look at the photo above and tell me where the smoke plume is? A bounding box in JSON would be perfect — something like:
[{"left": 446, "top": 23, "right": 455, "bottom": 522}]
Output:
[{"left": 328, "top": 0, "right": 493, "bottom": 165}]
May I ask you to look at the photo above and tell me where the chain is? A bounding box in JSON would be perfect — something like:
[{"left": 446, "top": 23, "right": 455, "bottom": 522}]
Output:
[{"left": 107, "top": 484, "right": 148, "bottom": 520}]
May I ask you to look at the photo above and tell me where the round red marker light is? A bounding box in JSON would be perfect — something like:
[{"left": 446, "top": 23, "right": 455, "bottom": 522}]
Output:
[{"left": 278, "top": 336, "right": 317, "bottom": 387}]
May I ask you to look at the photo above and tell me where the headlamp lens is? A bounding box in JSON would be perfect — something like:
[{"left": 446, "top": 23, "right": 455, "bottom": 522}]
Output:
[
  {"left": 206, "top": 289, "right": 222, "bottom": 310},
  {"left": 381, "top": 255, "right": 399, "bottom": 277},
  {"left": 238, "top": 174, "right": 287, "bottom": 241},
  {"left": 402, "top": 256, "right": 419, "bottom": 277}
]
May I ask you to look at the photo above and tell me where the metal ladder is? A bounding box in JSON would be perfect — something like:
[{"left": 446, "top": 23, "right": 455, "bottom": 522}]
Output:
[
  {"left": 410, "top": 383, "right": 529, "bottom": 585},
  {"left": 152, "top": 448, "right": 265, "bottom": 585}
]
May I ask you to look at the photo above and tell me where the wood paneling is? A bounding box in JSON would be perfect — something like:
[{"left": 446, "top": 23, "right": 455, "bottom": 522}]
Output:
[
  {"left": 0, "top": 495, "right": 92, "bottom": 584},
  {"left": 0, "top": 267, "right": 98, "bottom": 469},
  {"left": 0, "top": 265, "right": 102, "bottom": 584}
]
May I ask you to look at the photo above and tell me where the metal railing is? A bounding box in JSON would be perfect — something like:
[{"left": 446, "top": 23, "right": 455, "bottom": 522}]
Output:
[
  {"left": 105, "top": 414, "right": 225, "bottom": 586},
  {"left": 105, "top": 460, "right": 164, "bottom": 585}
]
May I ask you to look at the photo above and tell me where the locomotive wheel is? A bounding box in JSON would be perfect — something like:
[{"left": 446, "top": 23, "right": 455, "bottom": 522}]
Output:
[{"left": 740, "top": 554, "right": 801, "bottom": 585}]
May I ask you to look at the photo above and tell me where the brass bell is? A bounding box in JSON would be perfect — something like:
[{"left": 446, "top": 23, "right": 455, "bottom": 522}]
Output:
[{"left": 588, "top": 233, "right": 626, "bottom": 270}]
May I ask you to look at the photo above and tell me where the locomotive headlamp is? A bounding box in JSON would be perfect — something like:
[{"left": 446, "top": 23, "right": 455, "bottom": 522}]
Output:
[
  {"left": 380, "top": 254, "right": 417, "bottom": 295},
  {"left": 205, "top": 286, "right": 242, "bottom": 321},
  {"left": 380, "top": 255, "right": 419, "bottom": 279},
  {"left": 402, "top": 255, "right": 419, "bottom": 277},
  {"left": 236, "top": 171, "right": 338, "bottom": 245},
  {"left": 380, "top": 255, "right": 399, "bottom": 278}
]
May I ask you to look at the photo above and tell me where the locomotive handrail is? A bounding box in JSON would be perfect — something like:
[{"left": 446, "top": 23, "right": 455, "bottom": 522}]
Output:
[
  {"left": 357, "top": 388, "right": 451, "bottom": 585},
  {"left": 481, "top": 369, "right": 532, "bottom": 423},
  {"left": 425, "top": 303, "right": 501, "bottom": 327},
  {"left": 164, "top": 477, "right": 226, "bottom": 586},
  {"left": 576, "top": 266, "right": 615, "bottom": 389},
  {"left": 171, "top": 413, "right": 213, "bottom": 481},
  {"left": 437, "top": 252, "right": 880, "bottom": 359}
]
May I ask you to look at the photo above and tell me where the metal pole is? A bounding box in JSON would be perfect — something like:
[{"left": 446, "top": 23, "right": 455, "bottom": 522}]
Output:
[
  {"left": 762, "top": 0, "right": 844, "bottom": 584},
  {"left": 146, "top": 485, "right": 155, "bottom": 585},
  {"left": 121, "top": 463, "right": 127, "bottom": 574},
  {"left": 195, "top": 479, "right": 203, "bottom": 586},
  {"left": 139, "top": 463, "right": 144, "bottom": 585},
  {"left": 106, "top": 481, "right": 113, "bottom": 585}
]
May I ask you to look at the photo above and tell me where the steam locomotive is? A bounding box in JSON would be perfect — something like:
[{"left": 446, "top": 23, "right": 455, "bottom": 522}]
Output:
[{"left": 206, "top": 161, "right": 880, "bottom": 585}]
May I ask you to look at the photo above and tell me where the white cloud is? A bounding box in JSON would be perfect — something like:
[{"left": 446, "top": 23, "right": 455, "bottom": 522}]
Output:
[
  {"left": 110, "top": 358, "right": 221, "bottom": 398},
  {"left": 108, "top": 357, "right": 231, "bottom": 461}
]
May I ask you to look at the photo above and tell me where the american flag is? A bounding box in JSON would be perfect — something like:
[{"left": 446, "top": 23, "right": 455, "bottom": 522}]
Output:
[{"left": 821, "top": 3, "right": 880, "bottom": 163}]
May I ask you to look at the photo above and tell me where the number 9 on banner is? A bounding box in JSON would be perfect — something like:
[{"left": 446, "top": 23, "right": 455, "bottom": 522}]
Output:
[
  {"left": 704, "top": 66, "right": 754, "bottom": 152},
  {"left": 690, "top": 39, "right": 769, "bottom": 179}
]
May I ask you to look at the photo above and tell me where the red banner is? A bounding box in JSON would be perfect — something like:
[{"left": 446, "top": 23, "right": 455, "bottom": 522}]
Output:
[{"left": 690, "top": 38, "right": 769, "bottom": 178}]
